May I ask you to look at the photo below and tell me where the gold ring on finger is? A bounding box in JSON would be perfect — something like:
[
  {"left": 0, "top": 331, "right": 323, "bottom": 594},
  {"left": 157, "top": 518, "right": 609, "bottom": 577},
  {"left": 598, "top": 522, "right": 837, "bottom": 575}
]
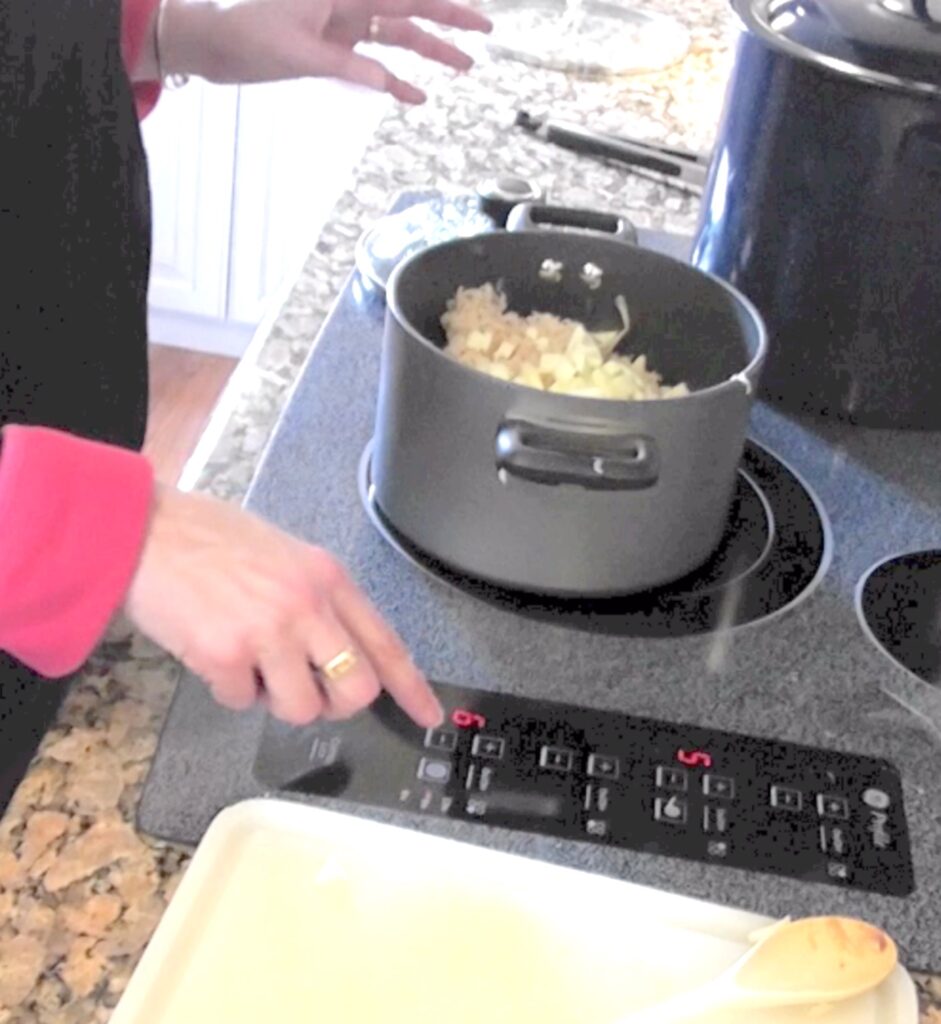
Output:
[{"left": 319, "top": 648, "right": 359, "bottom": 682}]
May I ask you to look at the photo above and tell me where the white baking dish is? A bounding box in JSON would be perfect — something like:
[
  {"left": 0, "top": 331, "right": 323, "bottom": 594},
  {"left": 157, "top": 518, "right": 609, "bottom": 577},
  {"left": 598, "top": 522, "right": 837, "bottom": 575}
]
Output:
[{"left": 111, "top": 799, "right": 918, "bottom": 1023}]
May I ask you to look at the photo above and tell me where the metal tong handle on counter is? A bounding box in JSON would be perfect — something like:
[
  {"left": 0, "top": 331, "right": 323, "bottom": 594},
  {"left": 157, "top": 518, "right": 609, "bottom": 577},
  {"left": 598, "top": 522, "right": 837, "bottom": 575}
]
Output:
[{"left": 516, "top": 110, "right": 709, "bottom": 194}]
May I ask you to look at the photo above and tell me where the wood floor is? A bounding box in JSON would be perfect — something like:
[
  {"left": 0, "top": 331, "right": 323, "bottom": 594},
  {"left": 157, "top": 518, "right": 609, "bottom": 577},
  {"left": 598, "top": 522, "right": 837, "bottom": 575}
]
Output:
[{"left": 144, "top": 343, "right": 237, "bottom": 484}]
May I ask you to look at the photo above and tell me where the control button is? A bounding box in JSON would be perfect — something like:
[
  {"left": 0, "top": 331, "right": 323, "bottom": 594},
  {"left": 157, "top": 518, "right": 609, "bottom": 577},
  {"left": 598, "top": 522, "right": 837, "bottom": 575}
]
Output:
[
  {"left": 587, "top": 753, "right": 620, "bottom": 780},
  {"left": 820, "top": 823, "right": 849, "bottom": 857},
  {"left": 703, "top": 805, "right": 730, "bottom": 834},
  {"left": 417, "top": 757, "right": 452, "bottom": 785},
  {"left": 817, "top": 793, "right": 850, "bottom": 820},
  {"left": 478, "top": 766, "right": 494, "bottom": 792},
  {"left": 703, "top": 774, "right": 735, "bottom": 800},
  {"left": 539, "top": 746, "right": 575, "bottom": 773},
  {"left": 308, "top": 736, "right": 342, "bottom": 766},
  {"left": 827, "top": 861, "right": 851, "bottom": 882},
  {"left": 466, "top": 798, "right": 488, "bottom": 817},
  {"left": 420, "top": 789, "right": 434, "bottom": 811},
  {"left": 424, "top": 727, "right": 458, "bottom": 753},
  {"left": 862, "top": 787, "right": 891, "bottom": 811},
  {"left": 654, "top": 794, "right": 688, "bottom": 826},
  {"left": 472, "top": 734, "right": 505, "bottom": 760},
  {"left": 439, "top": 796, "right": 454, "bottom": 814},
  {"left": 584, "top": 785, "right": 611, "bottom": 814},
  {"left": 770, "top": 785, "right": 803, "bottom": 812},
  {"left": 399, "top": 788, "right": 412, "bottom": 804},
  {"left": 655, "top": 765, "right": 689, "bottom": 792},
  {"left": 707, "top": 839, "right": 730, "bottom": 859},
  {"left": 585, "top": 819, "right": 608, "bottom": 838}
]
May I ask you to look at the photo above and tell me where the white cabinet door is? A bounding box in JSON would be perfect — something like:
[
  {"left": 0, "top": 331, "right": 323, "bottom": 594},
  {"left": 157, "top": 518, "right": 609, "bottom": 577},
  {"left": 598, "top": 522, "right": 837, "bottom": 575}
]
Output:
[
  {"left": 142, "top": 76, "right": 389, "bottom": 355},
  {"left": 225, "top": 78, "right": 390, "bottom": 327},
  {"left": 141, "top": 80, "right": 239, "bottom": 348}
]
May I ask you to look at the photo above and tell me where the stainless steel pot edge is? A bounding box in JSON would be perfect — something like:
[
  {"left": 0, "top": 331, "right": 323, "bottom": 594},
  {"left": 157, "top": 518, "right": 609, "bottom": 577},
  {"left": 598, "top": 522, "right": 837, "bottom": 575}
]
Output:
[
  {"left": 731, "top": 0, "right": 941, "bottom": 97},
  {"left": 383, "top": 232, "right": 769, "bottom": 406}
]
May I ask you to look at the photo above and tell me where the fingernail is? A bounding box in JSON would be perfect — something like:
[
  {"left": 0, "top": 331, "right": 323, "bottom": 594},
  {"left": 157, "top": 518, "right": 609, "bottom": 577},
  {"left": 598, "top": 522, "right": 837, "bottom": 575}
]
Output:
[{"left": 418, "top": 686, "right": 444, "bottom": 726}]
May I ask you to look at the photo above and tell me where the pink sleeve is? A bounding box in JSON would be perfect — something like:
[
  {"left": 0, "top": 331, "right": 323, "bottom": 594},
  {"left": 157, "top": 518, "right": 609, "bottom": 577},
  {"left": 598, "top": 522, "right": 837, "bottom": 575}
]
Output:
[
  {"left": 121, "top": 0, "right": 162, "bottom": 119},
  {"left": 0, "top": 426, "right": 155, "bottom": 677}
]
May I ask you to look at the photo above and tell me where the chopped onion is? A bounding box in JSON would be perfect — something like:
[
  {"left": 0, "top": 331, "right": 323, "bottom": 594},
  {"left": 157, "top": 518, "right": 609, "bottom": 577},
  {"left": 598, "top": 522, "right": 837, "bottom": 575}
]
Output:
[{"left": 440, "top": 283, "right": 689, "bottom": 401}]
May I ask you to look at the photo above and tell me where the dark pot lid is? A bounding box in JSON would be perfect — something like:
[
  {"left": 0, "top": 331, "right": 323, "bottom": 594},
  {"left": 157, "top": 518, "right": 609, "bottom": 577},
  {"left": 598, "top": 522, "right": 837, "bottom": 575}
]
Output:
[{"left": 733, "top": 0, "right": 941, "bottom": 95}]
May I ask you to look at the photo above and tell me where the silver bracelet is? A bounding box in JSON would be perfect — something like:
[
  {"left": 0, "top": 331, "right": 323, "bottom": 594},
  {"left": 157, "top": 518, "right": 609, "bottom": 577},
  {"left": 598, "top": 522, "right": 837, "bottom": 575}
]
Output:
[{"left": 155, "top": 0, "right": 190, "bottom": 89}]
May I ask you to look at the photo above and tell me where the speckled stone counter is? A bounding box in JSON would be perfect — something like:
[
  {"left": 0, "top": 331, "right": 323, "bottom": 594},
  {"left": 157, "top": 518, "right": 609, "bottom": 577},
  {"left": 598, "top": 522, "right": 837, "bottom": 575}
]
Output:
[{"left": 1, "top": 1, "right": 939, "bottom": 1020}]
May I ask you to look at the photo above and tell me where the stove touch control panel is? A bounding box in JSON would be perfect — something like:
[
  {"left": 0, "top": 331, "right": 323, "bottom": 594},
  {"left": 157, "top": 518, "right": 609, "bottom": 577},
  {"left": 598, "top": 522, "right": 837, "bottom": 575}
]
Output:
[{"left": 253, "top": 681, "right": 914, "bottom": 897}]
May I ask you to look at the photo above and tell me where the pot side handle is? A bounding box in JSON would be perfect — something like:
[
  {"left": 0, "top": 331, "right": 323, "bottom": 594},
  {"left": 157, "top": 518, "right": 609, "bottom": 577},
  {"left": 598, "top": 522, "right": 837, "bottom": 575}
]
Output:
[
  {"left": 505, "top": 202, "right": 638, "bottom": 245},
  {"left": 495, "top": 419, "right": 659, "bottom": 490}
]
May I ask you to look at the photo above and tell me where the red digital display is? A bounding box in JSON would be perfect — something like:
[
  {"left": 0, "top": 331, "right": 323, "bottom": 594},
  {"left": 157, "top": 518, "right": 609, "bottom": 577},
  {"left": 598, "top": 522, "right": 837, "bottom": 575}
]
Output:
[
  {"left": 676, "top": 748, "right": 713, "bottom": 769},
  {"left": 451, "top": 708, "right": 487, "bottom": 730}
]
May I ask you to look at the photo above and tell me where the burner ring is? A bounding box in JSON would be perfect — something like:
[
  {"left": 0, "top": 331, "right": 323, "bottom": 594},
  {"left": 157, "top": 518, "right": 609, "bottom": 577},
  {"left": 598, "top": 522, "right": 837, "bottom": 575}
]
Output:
[
  {"left": 359, "top": 438, "right": 829, "bottom": 638},
  {"left": 857, "top": 549, "right": 941, "bottom": 687},
  {"left": 361, "top": 443, "right": 775, "bottom": 598}
]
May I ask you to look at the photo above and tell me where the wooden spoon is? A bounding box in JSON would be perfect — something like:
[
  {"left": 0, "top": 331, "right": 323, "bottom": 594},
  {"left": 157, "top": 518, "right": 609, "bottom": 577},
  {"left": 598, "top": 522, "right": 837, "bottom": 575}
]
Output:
[{"left": 615, "top": 916, "right": 898, "bottom": 1023}]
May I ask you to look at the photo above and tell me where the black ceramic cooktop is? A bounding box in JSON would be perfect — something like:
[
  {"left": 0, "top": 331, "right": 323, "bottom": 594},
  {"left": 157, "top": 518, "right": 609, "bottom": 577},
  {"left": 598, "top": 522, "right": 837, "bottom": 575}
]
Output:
[{"left": 137, "top": 201, "right": 941, "bottom": 972}]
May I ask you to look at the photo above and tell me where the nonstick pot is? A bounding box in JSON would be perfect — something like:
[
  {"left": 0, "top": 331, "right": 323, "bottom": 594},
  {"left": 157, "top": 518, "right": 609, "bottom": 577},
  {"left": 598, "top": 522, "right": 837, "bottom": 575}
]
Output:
[{"left": 371, "top": 205, "right": 767, "bottom": 596}]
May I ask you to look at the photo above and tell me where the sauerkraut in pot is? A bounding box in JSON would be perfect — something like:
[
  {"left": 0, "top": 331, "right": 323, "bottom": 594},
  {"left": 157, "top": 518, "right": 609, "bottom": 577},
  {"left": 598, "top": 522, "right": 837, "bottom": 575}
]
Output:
[{"left": 440, "top": 283, "right": 689, "bottom": 400}]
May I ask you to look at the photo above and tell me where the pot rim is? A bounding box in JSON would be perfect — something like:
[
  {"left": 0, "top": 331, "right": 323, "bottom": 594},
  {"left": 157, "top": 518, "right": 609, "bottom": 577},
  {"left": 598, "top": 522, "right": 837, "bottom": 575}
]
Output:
[
  {"left": 385, "top": 230, "right": 769, "bottom": 407},
  {"left": 731, "top": 0, "right": 941, "bottom": 99}
]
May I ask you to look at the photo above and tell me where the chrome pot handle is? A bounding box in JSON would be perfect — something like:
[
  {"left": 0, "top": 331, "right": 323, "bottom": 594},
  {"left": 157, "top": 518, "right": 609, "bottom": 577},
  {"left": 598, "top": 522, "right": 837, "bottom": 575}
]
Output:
[
  {"left": 505, "top": 202, "right": 638, "bottom": 245},
  {"left": 495, "top": 420, "right": 659, "bottom": 491}
]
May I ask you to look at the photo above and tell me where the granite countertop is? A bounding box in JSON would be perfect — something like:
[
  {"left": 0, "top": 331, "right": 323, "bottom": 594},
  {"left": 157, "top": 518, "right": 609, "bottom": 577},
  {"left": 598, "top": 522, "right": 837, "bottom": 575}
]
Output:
[{"left": 1, "top": 1, "right": 938, "bottom": 1020}]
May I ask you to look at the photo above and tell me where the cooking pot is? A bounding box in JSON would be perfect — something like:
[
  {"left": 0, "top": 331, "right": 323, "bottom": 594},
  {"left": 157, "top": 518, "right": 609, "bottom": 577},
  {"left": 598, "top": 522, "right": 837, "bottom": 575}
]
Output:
[
  {"left": 692, "top": 0, "right": 941, "bottom": 429},
  {"left": 371, "top": 205, "right": 767, "bottom": 597}
]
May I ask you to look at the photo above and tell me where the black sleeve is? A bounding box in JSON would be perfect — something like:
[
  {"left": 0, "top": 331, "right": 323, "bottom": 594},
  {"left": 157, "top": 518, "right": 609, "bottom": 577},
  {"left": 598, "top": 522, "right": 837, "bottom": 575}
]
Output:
[{"left": 0, "top": 0, "right": 152, "bottom": 449}]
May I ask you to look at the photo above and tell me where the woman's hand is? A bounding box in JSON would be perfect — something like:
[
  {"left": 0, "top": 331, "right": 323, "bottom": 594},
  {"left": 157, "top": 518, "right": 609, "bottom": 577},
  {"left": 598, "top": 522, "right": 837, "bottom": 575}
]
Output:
[
  {"left": 124, "top": 484, "right": 444, "bottom": 728},
  {"left": 157, "top": 0, "right": 492, "bottom": 104}
]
